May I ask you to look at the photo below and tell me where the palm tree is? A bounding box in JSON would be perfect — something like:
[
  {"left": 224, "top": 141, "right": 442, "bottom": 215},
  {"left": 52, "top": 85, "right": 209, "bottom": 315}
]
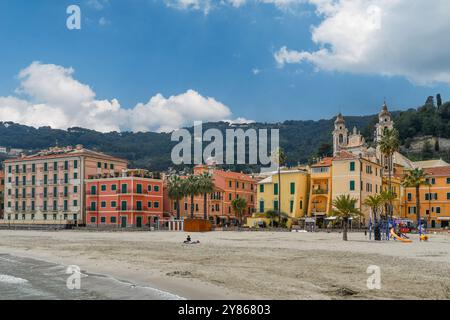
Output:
[
  {"left": 167, "top": 175, "right": 186, "bottom": 220},
  {"left": 197, "top": 172, "right": 215, "bottom": 220},
  {"left": 231, "top": 197, "right": 247, "bottom": 226},
  {"left": 379, "top": 128, "right": 400, "bottom": 218},
  {"left": 363, "top": 194, "right": 383, "bottom": 241},
  {"left": 272, "top": 147, "right": 286, "bottom": 224},
  {"left": 380, "top": 190, "right": 396, "bottom": 218},
  {"left": 402, "top": 168, "right": 428, "bottom": 230},
  {"left": 331, "top": 195, "right": 363, "bottom": 241},
  {"left": 186, "top": 174, "right": 201, "bottom": 219}
]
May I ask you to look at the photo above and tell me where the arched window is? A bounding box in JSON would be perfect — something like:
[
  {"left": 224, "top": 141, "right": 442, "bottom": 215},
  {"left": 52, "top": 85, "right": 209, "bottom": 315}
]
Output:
[{"left": 339, "top": 134, "right": 344, "bottom": 144}]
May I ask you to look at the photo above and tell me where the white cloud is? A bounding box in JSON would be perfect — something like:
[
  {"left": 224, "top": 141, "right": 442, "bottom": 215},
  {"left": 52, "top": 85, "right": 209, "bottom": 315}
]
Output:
[
  {"left": 252, "top": 68, "right": 261, "bottom": 75},
  {"left": 98, "top": 17, "right": 110, "bottom": 26},
  {"left": 0, "top": 62, "right": 235, "bottom": 133},
  {"left": 87, "top": 0, "right": 110, "bottom": 10},
  {"left": 275, "top": 0, "right": 450, "bottom": 85},
  {"left": 165, "top": 0, "right": 303, "bottom": 13}
]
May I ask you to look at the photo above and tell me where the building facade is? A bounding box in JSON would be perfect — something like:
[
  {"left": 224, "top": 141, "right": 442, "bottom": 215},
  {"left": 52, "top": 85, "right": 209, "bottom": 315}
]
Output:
[
  {"left": 308, "top": 158, "right": 333, "bottom": 220},
  {"left": 85, "top": 170, "right": 164, "bottom": 228},
  {"left": 402, "top": 166, "right": 450, "bottom": 229},
  {"left": 1, "top": 145, "right": 128, "bottom": 226},
  {"left": 257, "top": 169, "right": 309, "bottom": 219},
  {"left": 165, "top": 165, "right": 257, "bottom": 226}
]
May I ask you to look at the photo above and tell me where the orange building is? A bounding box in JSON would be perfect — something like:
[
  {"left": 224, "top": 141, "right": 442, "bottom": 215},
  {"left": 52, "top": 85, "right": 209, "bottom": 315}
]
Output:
[
  {"left": 2, "top": 145, "right": 128, "bottom": 227},
  {"left": 165, "top": 165, "right": 257, "bottom": 226},
  {"left": 86, "top": 170, "right": 164, "bottom": 228},
  {"left": 402, "top": 166, "right": 450, "bottom": 229},
  {"left": 0, "top": 170, "right": 4, "bottom": 219}
]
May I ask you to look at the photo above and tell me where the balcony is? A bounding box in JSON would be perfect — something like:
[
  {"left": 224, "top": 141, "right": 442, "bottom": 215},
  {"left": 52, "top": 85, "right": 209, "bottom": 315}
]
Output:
[{"left": 312, "top": 189, "right": 329, "bottom": 195}]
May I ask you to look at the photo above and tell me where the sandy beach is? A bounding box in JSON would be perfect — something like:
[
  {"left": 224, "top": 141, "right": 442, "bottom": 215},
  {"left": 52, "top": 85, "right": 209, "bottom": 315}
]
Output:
[{"left": 0, "top": 230, "right": 449, "bottom": 300}]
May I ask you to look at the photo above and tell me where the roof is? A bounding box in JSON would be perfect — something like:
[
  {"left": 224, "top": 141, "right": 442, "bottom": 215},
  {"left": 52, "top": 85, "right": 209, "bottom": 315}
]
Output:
[
  {"left": 424, "top": 166, "right": 450, "bottom": 177},
  {"left": 393, "top": 151, "right": 414, "bottom": 169},
  {"left": 258, "top": 176, "right": 273, "bottom": 185},
  {"left": 311, "top": 157, "right": 333, "bottom": 168},
  {"left": 413, "top": 159, "right": 449, "bottom": 169},
  {"left": 332, "top": 151, "right": 358, "bottom": 161},
  {"left": 4, "top": 145, "right": 128, "bottom": 164},
  {"left": 213, "top": 169, "right": 256, "bottom": 182}
]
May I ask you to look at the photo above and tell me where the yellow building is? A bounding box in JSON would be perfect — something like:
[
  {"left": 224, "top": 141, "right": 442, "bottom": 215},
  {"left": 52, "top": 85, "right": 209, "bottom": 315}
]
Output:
[
  {"left": 308, "top": 157, "right": 333, "bottom": 220},
  {"left": 331, "top": 151, "right": 383, "bottom": 225},
  {"left": 402, "top": 166, "right": 450, "bottom": 229},
  {"left": 256, "top": 169, "right": 309, "bottom": 220},
  {"left": 382, "top": 174, "right": 404, "bottom": 217}
]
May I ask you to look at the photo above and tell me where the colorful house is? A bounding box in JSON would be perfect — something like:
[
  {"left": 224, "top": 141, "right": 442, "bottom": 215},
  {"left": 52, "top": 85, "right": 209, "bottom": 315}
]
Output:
[
  {"left": 253, "top": 169, "right": 309, "bottom": 226},
  {"left": 1, "top": 145, "right": 128, "bottom": 227},
  {"left": 85, "top": 169, "right": 164, "bottom": 229},
  {"left": 165, "top": 165, "right": 257, "bottom": 226},
  {"left": 331, "top": 151, "right": 383, "bottom": 226}
]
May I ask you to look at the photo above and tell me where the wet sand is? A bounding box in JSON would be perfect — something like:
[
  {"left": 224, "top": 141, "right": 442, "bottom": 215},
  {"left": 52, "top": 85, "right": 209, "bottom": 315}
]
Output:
[{"left": 0, "top": 230, "right": 449, "bottom": 300}]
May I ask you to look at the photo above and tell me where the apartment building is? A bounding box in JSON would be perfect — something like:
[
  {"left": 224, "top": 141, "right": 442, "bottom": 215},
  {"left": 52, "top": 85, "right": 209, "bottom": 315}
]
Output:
[
  {"left": 403, "top": 166, "right": 450, "bottom": 229},
  {"left": 331, "top": 151, "right": 383, "bottom": 225},
  {"left": 85, "top": 169, "right": 164, "bottom": 228},
  {"left": 165, "top": 165, "right": 257, "bottom": 226},
  {"left": 256, "top": 169, "right": 309, "bottom": 219},
  {"left": 308, "top": 157, "right": 333, "bottom": 220},
  {"left": 2, "top": 145, "right": 128, "bottom": 226}
]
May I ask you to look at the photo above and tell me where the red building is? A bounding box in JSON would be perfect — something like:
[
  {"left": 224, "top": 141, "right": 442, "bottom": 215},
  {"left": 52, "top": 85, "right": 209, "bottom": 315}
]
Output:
[
  {"left": 164, "top": 165, "right": 257, "bottom": 226},
  {"left": 85, "top": 170, "right": 163, "bottom": 228}
]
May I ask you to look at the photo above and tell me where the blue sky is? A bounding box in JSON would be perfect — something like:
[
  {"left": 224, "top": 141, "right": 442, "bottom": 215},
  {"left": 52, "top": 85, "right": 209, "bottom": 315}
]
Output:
[{"left": 0, "top": 0, "right": 449, "bottom": 132}]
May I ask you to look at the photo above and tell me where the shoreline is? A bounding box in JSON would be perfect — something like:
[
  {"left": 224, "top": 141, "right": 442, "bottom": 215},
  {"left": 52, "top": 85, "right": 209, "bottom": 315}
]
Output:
[{"left": 1, "top": 230, "right": 449, "bottom": 300}]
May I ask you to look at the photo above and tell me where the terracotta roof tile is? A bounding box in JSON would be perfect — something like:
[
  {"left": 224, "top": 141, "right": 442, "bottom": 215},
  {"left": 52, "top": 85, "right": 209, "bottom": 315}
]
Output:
[{"left": 424, "top": 166, "right": 450, "bottom": 176}]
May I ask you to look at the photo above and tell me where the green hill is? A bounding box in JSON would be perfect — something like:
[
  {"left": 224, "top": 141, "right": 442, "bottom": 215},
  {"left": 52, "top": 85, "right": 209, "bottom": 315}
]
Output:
[{"left": 1, "top": 100, "right": 449, "bottom": 172}]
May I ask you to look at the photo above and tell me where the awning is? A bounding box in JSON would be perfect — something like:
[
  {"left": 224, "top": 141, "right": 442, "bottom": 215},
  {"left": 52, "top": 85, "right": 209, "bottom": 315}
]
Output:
[{"left": 437, "top": 217, "right": 450, "bottom": 221}]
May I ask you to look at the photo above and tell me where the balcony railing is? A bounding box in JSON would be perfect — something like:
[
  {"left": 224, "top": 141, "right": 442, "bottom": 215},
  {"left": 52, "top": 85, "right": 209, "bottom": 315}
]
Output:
[{"left": 312, "top": 189, "right": 328, "bottom": 195}]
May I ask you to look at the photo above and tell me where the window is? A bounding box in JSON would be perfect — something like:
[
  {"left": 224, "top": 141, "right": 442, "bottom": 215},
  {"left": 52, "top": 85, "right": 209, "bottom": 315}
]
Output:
[
  {"left": 43, "top": 201, "right": 47, "bottom": 211},
  {"left": 447, "top": 193, "right": 450, "bottom": 200},
  {"left": 64, "top": 173, "right": 68, "bottom": 184},
  {"left": 53, "top": 162, "right": 57, "bottom": 170},
  {"left": 408, "top": 207, "right": 416, "bottom": 214},
  {"left": 121, "top": 201, "right": 127, "bottom": 211},
  {"left": 236, "top": 182, "right": 239, "bottom": 189},
  {"left": 110, "top": 164, "right": 114, "bottom": 170},
  {"left": 32, "top": 175, "right": 36, "bottom": 185},
  {"left": 91, "top": 202, "right": 97, "bottom": 211},
  {"left": 154, "top": 186, "right": 160, "bottom": 192},
  {"left": 290, "top": 182, "right": 295, "bottom": 195},
  {"left": 259, "top": 201, "right": 264, "bottom": 213},
  {"left": 260, "top": 184, "right": 264, "bottom": 193},
  {"left": 111, "top": 217, "right": 117, "bottom": 223},
  {"left": 137, "top": 184, "right": 143, "bottom": 194},
  {"left": 274, "top": 200, "right": 279, "bottom": 211},
  {"left": 97, "top": 162, "right": 101, "bottom": 168},
  {"left": 101, "top": 201, "right": 107, "bottom": 208},
  {"left": 148, "top": 202, "right": 152, "bottom": 208},
  {"left": 53, "top": 174, "right": 58, "bottom": 184},
  {"left": 74, "top": 186, "right": 78, "bottom": 193},
  {"left": 274, "top": 183, "right": 279, "bottom": 195},
  {"left": 350, "top": 162, "right": 355, "bottom": 172},
  {"left": 299, "top": 200, "right": 303, "bottom": 210},
  {"left": 101, "top": 217, "right": 106, "bottom": 224},
  {"left": 350, "top": 180, "right": 355, "bottom": 191},
  {"left": 74, "top": 160, "right": 78, "bottom": 169},
  {"left": 147, "top": 185, "right": 152, "bottom": 192},
  {"left": 436, "top": 207, "right": 441, "bottom": 214},
  {"left": 228, "top": 181, "right": 232, "bottom": 188},
  {"left": 408, "top": 193, "right": 412, "bottom": 201},
  {"left": 290, "top": 200, "right": 294, "bottom": 213},
  {"left": 111, "top": 184, "right": 117, "bottom": 191},
  {"left": 64, "top": 186, "right": 68, "bottom": 197},
  {"left": 91, "top": 216, "right": 96, "bottom": 223},
  {"left": 121, "top": 184, "right": 127, "bottom": 194},
  {"left": 228, "top": 194, "right": 232, "bottom": 201},
  {"left": 73, "top": 200, "right": 78, "bottom": 207},
  {"left": 111, "top": 201, "right": 117, "bottom": 208},
  {"left": 136, "top": 201, "right": 143, "bottom": 211},
  {"left": 91, "top": 186, "right": 97, "bottom": 195},
  {"left": 64, "top": 161, "right": 69, "bottom": 170},
  {"left": 64, "top": 200, "right": 68, "bottom": 211},
  {"left": 32, "top": 164, "right": 36, "bottom": 173},
  {"left": 44, "top": 175, "right": 48, "bottom": 185},
  {"left": 104, "top": 163, "right": 107, "bottom": 169},
  {"left": 154, "top": 202, "right": 160, "bottom": 209},
  {"left": 43, "top": 163, "right": 48, "bottom": 172},
  {"left": 8, "top": 166, "right": 11, "bottom": 174},
  {"left": 101, "top": 185, "right": 107, "bottom": 192},
  {"left": 73, "top": 172, "right": 78, "bottom": 179},
  {"left": 447, "top": 177, "right": 450, "bottom": 184}
]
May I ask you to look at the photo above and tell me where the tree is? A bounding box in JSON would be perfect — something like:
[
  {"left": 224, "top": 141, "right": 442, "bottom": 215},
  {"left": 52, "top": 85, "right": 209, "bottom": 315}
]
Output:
[
  {"left": 331, "top": 195, "right": 363, "bottom": 241},
  {"left": 402, "top": 169, "right": 428, "bottom": 230},
  {"left": 231, "top": 197, "right": 247, "bottom": 226},
  {"left": 197, "top": 172, "right": 215, "bottom": 220},
  {"left": 272, "top": 147, "right": 286, "bottom": 224},
  {"left": 167, "top": 175, "right": 186, "bottom": 220},
  {"left": 185, "top": 175, "right": 201, "bottom": 219},
  {"left": 363, "top": 195, "right": 383, "bottom": 241},
  {"left": 379, "top": 128, "right": 400, "bottom": 218},
  {"left": 264, "top": 209, "right": 288, "bottom": 228}
]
